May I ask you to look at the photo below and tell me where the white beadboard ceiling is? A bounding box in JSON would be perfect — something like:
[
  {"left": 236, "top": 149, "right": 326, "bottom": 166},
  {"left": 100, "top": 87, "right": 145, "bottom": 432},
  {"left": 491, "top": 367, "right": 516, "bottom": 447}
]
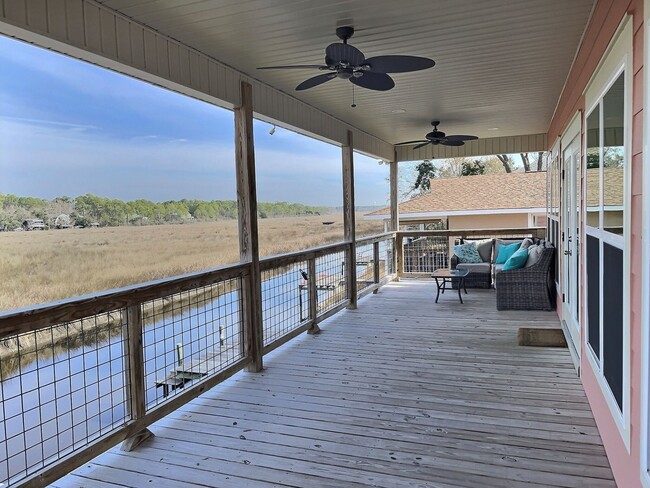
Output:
[{"left": 96, "top": 0, "right": 594, "bottom": 145}]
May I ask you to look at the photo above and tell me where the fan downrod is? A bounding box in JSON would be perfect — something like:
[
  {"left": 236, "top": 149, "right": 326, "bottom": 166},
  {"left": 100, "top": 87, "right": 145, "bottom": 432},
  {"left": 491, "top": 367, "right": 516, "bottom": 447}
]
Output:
[{"left": 336, "top": 26, "right": 355, "bottom": 44}]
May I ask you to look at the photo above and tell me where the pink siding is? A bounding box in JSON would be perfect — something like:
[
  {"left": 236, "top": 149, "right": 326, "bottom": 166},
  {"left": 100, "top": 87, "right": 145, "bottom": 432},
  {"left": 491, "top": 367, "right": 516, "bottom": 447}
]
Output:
[{"left": 547, "top": 1, "right": 645, "bottom": 486}]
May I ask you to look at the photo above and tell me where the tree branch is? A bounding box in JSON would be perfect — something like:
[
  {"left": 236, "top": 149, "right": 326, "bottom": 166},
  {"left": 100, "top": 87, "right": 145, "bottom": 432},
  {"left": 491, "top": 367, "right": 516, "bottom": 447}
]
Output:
[{"left": 496, "top": 154, "right": 512, "bottom": 173}]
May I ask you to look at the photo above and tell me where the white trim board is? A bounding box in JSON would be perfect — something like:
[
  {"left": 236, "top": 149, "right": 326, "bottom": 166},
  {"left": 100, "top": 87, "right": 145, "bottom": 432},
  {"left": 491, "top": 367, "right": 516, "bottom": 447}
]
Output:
[
  {"left": 364, "top": 208, "right": 547, "bottom": 220},
  {"left": 640, "top": 0, "right": 650, "bottom": 485}
]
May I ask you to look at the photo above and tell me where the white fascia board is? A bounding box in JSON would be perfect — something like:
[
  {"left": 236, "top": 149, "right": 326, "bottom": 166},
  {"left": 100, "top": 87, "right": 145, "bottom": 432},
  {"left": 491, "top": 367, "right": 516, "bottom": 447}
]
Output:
[{"left": 363, "top": 208, "right": 546, "bottom": 220}]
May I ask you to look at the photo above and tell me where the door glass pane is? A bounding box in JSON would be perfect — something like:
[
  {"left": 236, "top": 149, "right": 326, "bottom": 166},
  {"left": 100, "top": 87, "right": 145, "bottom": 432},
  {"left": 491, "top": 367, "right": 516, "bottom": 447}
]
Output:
[
  {"left": 586, "top": 235, "right": 600, "bottom": 359},
  {"left": 603, "top": 73, "right": 625, "bottom": 236},
  {"left": 585, "top": 108, "right": 600, "bottom": 228}
]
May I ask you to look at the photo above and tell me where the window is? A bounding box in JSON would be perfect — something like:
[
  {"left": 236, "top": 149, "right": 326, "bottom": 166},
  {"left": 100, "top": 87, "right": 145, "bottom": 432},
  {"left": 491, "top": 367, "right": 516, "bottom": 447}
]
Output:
[{"left": 585, "top": 68, "right": 628, "bottom": 414}]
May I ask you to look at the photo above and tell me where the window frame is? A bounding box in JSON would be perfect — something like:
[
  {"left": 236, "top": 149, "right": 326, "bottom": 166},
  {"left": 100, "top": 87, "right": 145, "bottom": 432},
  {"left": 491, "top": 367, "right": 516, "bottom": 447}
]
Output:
[
  {"left": 583, "top": 16, "right": 632, "bottom": 450},
  {"left": 641, "top": 1, "right": 650, "bottom": 484}
]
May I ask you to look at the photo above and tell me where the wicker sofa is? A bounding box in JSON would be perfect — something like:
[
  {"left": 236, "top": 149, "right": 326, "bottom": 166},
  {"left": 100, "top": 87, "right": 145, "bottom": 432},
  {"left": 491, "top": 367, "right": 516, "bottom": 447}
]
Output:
[
  {"left": 495, "top": 242, "right": 556, "bottom": 311},
  {"left": 450, "top": 238, "right": 526, "bottom": 289}
]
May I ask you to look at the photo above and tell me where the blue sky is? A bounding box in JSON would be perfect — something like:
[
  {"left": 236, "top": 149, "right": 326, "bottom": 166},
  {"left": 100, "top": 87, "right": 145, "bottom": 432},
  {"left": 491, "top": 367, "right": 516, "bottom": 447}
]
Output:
[{"left": 0, "top": 36, "right": 389, "bottom": 207}]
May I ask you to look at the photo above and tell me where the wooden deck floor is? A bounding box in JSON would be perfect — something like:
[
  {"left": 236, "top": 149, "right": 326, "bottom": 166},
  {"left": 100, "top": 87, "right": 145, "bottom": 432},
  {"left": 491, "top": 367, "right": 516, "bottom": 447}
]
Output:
[{"left": 56, "top": 280, "right": 615, "bottom": 488}]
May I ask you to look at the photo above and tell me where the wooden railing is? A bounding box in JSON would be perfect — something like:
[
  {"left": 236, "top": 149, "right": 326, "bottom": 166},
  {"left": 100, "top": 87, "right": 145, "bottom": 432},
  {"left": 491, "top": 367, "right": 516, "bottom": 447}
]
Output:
[
  {"left": 0, "top": 235, "right": 396, "bottom": 488},
  {"left": 395, "top": 227, "right": 546, "bottom": 277}
]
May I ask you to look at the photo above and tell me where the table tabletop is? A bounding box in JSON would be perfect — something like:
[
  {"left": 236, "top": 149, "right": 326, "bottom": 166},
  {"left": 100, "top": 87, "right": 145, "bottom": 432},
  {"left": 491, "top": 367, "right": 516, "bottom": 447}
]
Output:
[{"left": 432, "top": 268, "right": 469, "bottom": 278}]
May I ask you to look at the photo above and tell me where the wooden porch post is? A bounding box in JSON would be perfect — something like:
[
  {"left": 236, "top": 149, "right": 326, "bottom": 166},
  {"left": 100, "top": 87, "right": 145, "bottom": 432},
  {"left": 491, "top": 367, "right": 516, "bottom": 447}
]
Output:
[
  {"left": 121, "top": 303, "right": 154, "bottom": 451},
  {"left": 235, "top": 80, "right": 263, "bottom": 372},
  {"left": 342, "top": 130, "right": 357, "bottom": 309},
  {"left": 390, "top": 156, "right": 402, "bottom": 277}
]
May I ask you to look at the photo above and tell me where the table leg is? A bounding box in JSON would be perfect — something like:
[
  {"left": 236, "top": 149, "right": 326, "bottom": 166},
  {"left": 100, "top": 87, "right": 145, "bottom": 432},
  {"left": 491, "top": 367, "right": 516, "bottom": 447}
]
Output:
[
  {"left": 434, "top": 277, "right": 441, "bottom": 303},
  {"left": 441, "top": 278, "right": 446, "bottom": 294},
  {"left": 457, "top": 278, "right": 463, "bottom": 304},
  {"left": 463, "top": 277, "right": 467, "bottom": 294}
]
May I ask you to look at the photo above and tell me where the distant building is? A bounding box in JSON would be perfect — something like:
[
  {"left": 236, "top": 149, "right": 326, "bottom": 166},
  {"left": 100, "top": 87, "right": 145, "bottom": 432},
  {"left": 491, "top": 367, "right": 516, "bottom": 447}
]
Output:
[
  {"left": 21, "top": 219, "right": 46, "bottom": 231},
  {"left": 365, "top": 172, "right": 547, "bottom": 231}
]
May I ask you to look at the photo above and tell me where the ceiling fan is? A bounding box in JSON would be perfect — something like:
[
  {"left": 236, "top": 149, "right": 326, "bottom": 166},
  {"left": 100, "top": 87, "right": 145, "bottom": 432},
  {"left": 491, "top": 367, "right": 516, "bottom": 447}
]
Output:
[
  {"left": 396, "top": 121, "right": 478, "bottom": 149},
  {"left": 257, "top": 26, "right": 435, "bottom": 91}
]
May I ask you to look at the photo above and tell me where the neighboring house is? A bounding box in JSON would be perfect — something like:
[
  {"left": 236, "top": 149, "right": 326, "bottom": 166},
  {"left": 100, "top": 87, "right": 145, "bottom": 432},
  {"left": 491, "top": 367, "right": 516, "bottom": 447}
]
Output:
[{"left": 365, "top": 171, "right": 547, "bottom": 231}]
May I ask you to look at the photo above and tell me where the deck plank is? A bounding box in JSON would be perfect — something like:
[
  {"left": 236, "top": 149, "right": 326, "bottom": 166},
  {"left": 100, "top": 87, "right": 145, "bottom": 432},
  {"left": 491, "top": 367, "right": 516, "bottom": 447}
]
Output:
[{"left": 58, "top": 282, "right": 615, "bottom": 487}]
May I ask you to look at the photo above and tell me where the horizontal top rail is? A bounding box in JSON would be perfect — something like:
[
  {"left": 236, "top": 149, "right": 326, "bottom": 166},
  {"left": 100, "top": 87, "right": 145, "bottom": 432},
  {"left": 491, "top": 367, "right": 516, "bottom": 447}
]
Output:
[
  {"left": 354, "top": 232, "right": 395, "bottom": 246},
  {"left": 259, "top": 241, "right": 352, "bottom": 271},
  {"left": 397, "top": 227, "right": 545, "bottom": 239},
  {"left": 0, "top": 262, "right": 251, "bottom": 337}
]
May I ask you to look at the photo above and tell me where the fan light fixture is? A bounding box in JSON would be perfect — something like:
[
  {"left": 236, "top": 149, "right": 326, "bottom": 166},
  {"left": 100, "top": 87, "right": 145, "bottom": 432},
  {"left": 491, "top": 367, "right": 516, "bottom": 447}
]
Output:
[
  {"left": 395, "top": 121, "right": 478, "bottom": 149},
  {"left": 257, "top": 26, "right": 435, "bottom": 92}
]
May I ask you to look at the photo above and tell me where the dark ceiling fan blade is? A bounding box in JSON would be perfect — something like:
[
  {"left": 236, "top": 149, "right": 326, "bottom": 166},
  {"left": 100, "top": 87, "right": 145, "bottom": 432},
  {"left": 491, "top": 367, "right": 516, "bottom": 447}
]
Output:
[
  {"left": 364, "top": 55, "right": 435, "bottom": 73},
  {"left": 440, "top": 140, "right": 465, "bottom": 146},
  {"left": 350, "top": 72, "right": 395, "bottom": 91},
  {"left": 445, "top": 135, "right": 478, "bottom": 141},
  {"left": 413, "top": 141, "right": 432, "bottom": 150},
  {"left": 296, "top": 73, "right": 336, "bottom": 90},
  {"left": 258, "top": 64, "right": 328, "bottom": 70},
  {"left": 325, "top": 43, "right": 365, "bottom": 66},
  {"left": 395, "top": 140, "right": 429, "bottom": 146}
]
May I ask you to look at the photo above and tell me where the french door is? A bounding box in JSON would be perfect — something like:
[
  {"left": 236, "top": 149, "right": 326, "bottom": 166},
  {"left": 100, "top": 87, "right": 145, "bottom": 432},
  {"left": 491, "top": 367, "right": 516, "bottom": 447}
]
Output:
[{"left": 562, "top": 136, "right": 581, "bottom": 355}]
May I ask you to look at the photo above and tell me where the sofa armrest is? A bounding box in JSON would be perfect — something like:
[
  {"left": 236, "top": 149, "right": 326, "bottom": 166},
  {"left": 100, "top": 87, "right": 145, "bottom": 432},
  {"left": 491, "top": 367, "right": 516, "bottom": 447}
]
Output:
[{"left": 450, "top": 254, "right": 459, "bottom": 270}]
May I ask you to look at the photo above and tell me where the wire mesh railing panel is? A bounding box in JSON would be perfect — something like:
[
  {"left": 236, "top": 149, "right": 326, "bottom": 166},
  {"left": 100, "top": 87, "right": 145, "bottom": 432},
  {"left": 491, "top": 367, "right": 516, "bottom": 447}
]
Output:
[
  {"left": 402, "top": 236, "right": 449, "bottom": 273},
  {"left": 262, "top": 262, "right": 309, "bottom": 346},
  {"left": 379, "top": 238, "right": 394, "bottom": 277},
  {"left": 316, "top": 250, "right": 347, "bottom": 314},
  {"left": 0, "top": 311, "right": 128, "bottom": 486},
  {"left": 355, "top": 243, "right": 375, "bottom": 293},
  {"left": 142, "top": 278, "right": 243, "bottom": 409}
]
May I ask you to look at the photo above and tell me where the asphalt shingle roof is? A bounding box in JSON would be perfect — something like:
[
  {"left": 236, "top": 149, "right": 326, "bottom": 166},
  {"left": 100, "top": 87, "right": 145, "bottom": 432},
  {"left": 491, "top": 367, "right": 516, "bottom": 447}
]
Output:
[{"left": 368, "top": 171, "right": 547, "bottom": 217}]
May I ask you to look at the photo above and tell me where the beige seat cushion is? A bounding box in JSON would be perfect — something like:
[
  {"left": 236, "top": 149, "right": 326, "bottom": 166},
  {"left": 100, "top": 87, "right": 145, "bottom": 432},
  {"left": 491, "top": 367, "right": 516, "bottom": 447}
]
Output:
[{"left": 457, "top": 262, "right": 491, "bottom": 274}]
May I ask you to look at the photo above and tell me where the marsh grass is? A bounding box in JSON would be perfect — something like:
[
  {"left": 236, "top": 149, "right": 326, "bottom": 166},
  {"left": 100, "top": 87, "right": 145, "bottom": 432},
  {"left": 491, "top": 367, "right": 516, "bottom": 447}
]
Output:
[{"left": 0, "top": 214, "right": 383, "bottom": 311}]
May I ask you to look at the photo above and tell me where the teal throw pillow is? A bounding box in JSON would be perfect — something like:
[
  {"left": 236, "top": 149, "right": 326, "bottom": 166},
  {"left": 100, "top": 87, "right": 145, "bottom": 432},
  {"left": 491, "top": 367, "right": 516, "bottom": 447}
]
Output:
[
  {"left": 503, "top": 248, "right": 529, "bottom": 270},
  {"left": 452, "top": 242, "right": 482, "bottom": 263},
  {"left": 495, "top": 242, "right": 521, "bottom": 264}
]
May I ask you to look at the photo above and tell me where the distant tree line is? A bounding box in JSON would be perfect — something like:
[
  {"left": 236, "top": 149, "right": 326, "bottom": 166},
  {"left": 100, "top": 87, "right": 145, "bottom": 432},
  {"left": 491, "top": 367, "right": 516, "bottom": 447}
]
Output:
[{"left": 0, "top": 193, "right": 327, "bottom": 230}]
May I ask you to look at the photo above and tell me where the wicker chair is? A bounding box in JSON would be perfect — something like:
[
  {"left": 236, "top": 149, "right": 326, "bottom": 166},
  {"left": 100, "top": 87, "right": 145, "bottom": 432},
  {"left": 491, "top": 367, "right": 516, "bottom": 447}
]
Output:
[{"left": 495, "top": 246, "right": 556, "bottom": 311}]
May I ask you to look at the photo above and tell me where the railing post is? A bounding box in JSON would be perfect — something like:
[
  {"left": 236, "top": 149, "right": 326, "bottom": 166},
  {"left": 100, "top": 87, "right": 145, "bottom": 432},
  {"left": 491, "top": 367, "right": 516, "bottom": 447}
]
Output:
[
  {"left": 396, "top": 233, "right": 404, "bottom": 279},
  {"left": 307, "top": 258, "right": 320, "bottom": 334},
  {"left": 121, "top": 303, "right": 154, "bottom": 452},
  {"left": 373, "top": 241, "right": 380, "bottom": 293},
  {"left": 235, "top": 80, "right": 263, "bottom": 372},
  {"left": 342, "top": 130, "right": 357, "bottom": 309}
]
